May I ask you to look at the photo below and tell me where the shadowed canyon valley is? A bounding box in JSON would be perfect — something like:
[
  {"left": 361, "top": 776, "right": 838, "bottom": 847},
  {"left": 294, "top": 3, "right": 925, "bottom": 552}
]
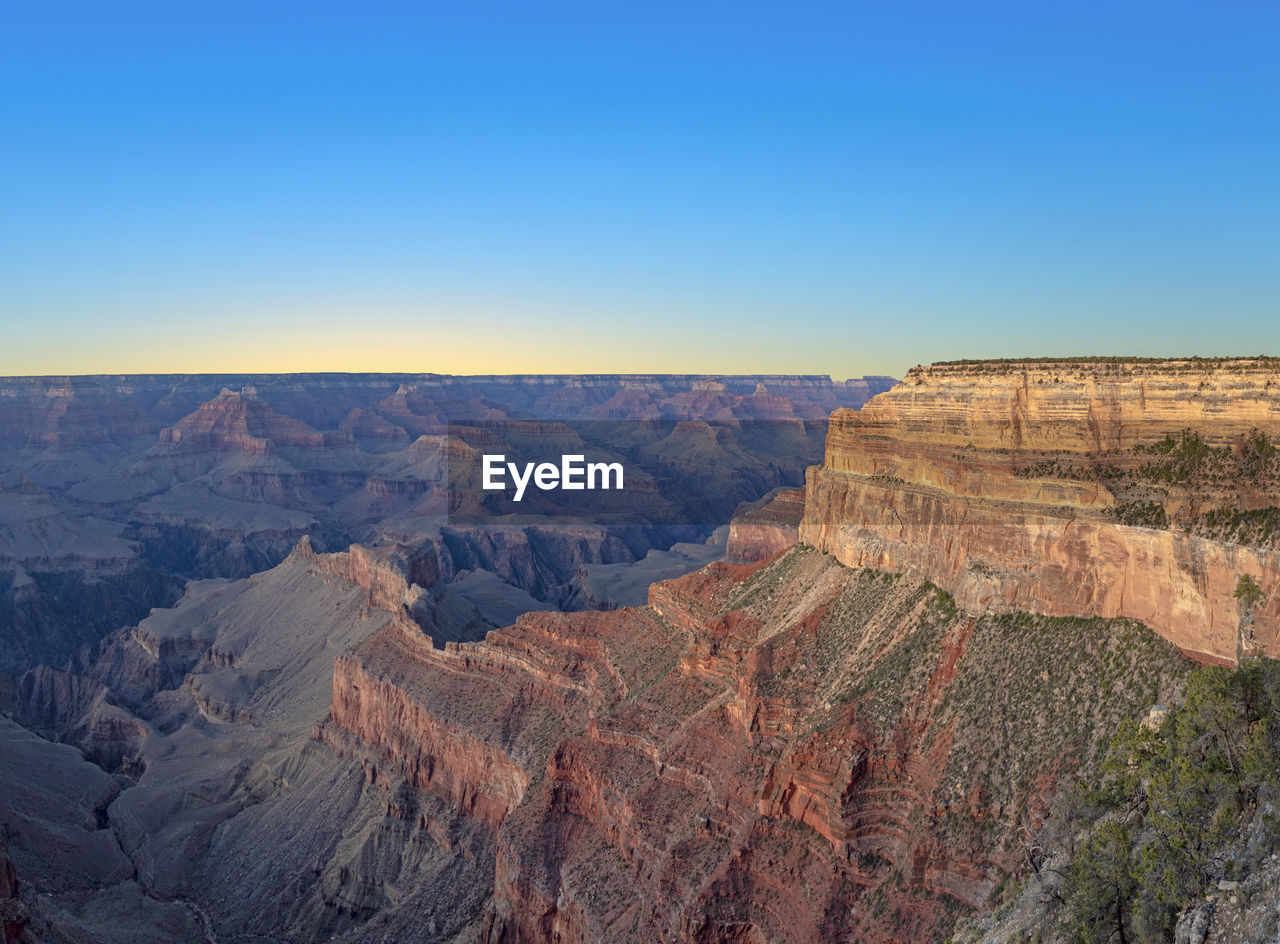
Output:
[{"left": 3, "top": 361, "right": 1280, "bottom": 944}]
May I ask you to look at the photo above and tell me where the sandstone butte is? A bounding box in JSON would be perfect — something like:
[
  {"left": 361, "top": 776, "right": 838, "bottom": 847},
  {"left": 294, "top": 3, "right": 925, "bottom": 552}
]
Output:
[
  {"left": 802, "top": 357, "right": 1280, "bottom": 665},
  {"left": 725, "top": 488, "right": 804, "bottom": 564}
]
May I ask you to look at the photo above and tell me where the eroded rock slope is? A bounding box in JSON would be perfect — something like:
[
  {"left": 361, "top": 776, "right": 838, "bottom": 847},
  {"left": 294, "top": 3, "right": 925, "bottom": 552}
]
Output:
[{"left": 324, "top": 548, "right": 1189, "bottom": 944}]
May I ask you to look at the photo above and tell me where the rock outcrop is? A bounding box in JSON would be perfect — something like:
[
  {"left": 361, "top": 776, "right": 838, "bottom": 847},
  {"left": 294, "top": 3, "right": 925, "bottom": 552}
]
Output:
[
  {"left": 801, "top": 359, "right": 1280, "bottom": 664},
  {"left": 320, "top": 548, "right": 1189, "bottom": 944},
  {"left": 726, "top": 488, "right": 804, "bottom": 563},
  {"left": 6, "top": 545, "right": 501, "bottom": 943},
  {"left": 17, "top": 362, "right": 1278, "bottom": 942}
]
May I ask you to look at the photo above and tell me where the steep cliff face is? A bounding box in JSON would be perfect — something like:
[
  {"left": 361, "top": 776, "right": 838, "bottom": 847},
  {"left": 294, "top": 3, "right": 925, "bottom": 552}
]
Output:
[
  {"left": 322, "top": 548, "right": 1188, "bottom": 944},
  {"left": 19, "top": 363, "right": 1273, "bottom": 942},
  {"left": 5, "top": 544, "right": 506, "bottom": 944},
  {"left": 836, "top": 359, "right": 1280, "bottom": 454},
  {"left": 326, "top": 635, "right": 534, "bottom": 828},
  {"left": 802, "top": 359, "right": 1280, "bottom": 664},
  {"left": 725, "top": 488, "right": 804, "bottom": 564}
]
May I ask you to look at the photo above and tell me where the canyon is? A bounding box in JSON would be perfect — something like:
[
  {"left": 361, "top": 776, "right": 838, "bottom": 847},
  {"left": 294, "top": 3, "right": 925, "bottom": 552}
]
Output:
[
  {"left": 2, "top": 534, "right": 1191, "bottom": 944},
  {"left": 0, "top": 373, "right": 893, "bottom": 677},
  {"left": 3, "top": 360, "right": 1279, "bottom": 944}
]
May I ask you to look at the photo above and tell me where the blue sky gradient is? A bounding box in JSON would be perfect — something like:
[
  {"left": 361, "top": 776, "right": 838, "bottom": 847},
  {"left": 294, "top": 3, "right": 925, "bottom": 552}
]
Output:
[{"left": 2, "top": 1, "right": 1277, "bottom": 377}]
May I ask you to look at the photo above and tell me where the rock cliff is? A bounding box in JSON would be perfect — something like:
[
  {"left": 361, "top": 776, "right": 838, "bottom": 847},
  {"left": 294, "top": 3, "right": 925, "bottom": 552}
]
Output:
[
  {"left": 801, "top": 359, "right": 1280, "bottom": 664},
  {"left": 725, "top": 488, "right": 804, "bottom": 564},
  {"left": 321, "top": 548, "right": 1188, "bottom": 943},
  {"left": 6, "top": 545, "right": 501, "bottom": 943},
  {"left": 13, "top": 362, "right": 1274, "bottom": 942}
]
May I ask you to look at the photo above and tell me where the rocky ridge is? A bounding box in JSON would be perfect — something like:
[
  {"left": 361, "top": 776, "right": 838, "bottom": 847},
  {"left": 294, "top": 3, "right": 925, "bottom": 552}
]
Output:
[
  {"left": 318, "top": 548, "right": 1188, "bottom": 943},
  {"left": 8, "top": 360, "right": 1278, "bottom": 942}
]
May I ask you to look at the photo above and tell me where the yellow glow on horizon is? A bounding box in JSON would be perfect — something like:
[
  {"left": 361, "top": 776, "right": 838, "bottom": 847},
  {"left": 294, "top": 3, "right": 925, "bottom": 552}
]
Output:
[{"left": 5, "top": 311, "right": 908, "bottom": 379}]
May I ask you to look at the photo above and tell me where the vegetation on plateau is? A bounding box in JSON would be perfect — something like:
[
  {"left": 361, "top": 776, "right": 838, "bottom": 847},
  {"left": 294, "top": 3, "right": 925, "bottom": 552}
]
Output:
[
  {"left": 1012, "top": 428, "right": 1280, "bottom": 546},
  {"left": 928, "top": 356, "right": 1280, "bottom": 370}
]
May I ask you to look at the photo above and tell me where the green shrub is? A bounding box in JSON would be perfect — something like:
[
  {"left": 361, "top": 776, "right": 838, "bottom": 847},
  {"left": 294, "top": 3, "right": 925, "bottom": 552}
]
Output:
[
  {"left": 1236, "top": 574, "right": 1264, "bottom": 609},
  {"left": 1058, "top": 659, "right": 1280, "bottom": 942}
]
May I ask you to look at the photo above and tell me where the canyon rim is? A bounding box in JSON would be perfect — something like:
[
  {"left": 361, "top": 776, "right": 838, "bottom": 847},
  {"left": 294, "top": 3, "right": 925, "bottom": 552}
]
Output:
[{"left": 3, "top": 359, "right": 1280, "bottom": 944}]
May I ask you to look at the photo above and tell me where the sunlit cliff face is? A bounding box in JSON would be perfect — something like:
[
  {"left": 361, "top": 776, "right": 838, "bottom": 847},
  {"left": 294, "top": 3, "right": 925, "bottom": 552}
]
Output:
[{"left": 802, "top": 358, "right": 1280, "bottom": 664}]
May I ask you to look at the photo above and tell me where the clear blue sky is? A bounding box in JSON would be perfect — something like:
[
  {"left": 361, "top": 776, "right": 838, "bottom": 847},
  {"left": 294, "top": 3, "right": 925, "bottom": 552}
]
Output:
[{"left": 2, "top": 1, "right": 1277, "bottom": 377}]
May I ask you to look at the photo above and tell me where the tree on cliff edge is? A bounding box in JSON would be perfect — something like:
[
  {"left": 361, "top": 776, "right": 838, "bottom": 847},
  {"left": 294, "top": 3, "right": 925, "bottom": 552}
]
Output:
[{"left": 1068, "top": 819, "right": 1137, "bottom": 944}]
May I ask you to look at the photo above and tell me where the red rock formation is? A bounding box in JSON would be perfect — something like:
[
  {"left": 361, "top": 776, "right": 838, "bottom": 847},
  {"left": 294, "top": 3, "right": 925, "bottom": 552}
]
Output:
[
  {"left": 295, "top": 536, "right": 439, "bottom": 612},
  {"left": 159, "top": 387, "right": 331, "bottom": 453},
  {"left": 726, "top": 489, "right": 804, "bottom": 564},
  {"left": 325, "top": 547, "right": 1185, "bottom": 943},
  {"left": 325, "top": 626, "right": 532, "bottom": 828},
  {"left": 802, "top": 359, "right": 1280, "bottom": 664}
]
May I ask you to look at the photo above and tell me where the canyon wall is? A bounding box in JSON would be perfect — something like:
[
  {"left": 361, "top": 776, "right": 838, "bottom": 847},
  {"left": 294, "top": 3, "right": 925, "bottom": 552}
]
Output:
[
  {"left": 320, "top": 549, "right": 1189, "bottom": 944},
  {"left": 801, "top": 359, "right": 1280, "bottom": 664},
  {"left": 725, "top": 488, "right": 804, "bottom": 564}
]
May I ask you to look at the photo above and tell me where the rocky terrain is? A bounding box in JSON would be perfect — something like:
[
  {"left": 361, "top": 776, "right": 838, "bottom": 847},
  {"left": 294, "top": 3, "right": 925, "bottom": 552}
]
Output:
[
  {"left": 4, "top": 542, "right": 504, "bottom": 943},
  {"left": 725, "top": 487, "right": 804, "bottom": 564},
  {"left": 5, "top": 359, "right": 1280, "bottom": 944},
  {"left": 2, "top": 536, "right": 1191, "bottom": 944},
  {"left": 0, "top": 373, "right": 894, "bottom": 678}
]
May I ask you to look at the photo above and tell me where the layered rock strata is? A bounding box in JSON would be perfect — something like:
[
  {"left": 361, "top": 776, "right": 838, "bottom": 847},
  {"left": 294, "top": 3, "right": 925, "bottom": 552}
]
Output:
[
  {"left": 1, "top": 372, "right": 895, "bottom": 675},
  {"left": 801, "top": 359, "right": 1280, "bottom": 664},
  {"left": 726, "top": 488, "right": 804, "bottom": 563},
  {"left": 323, "top": 548, "right": 1189, "bottom": 943}
]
